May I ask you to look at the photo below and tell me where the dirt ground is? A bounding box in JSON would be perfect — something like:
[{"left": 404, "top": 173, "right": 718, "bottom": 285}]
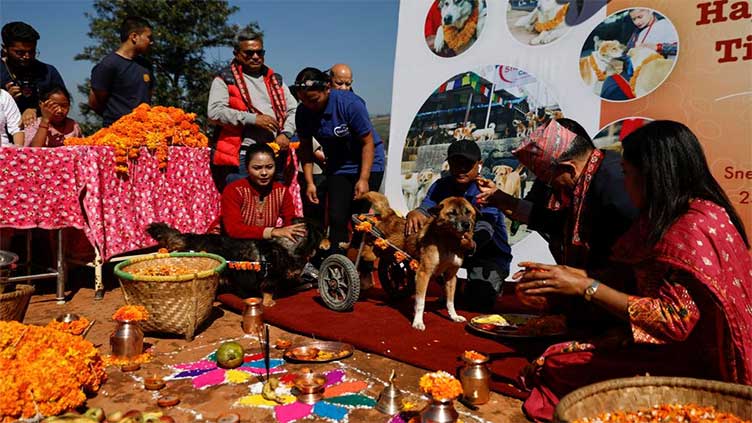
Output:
[{"left": 22, "top": 280, "right": 531, "bottom": 423}]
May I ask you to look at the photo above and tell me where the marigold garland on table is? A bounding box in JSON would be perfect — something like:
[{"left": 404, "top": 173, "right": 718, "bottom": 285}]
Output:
[
  {"left": 0, "top": 321, "right": 106, "bottom": 422},
  {"left": 64, "top": 104, "right": 209, "bottom": 176},
  {"left": 418, "top": 371, "right": 462, "bottom": 401},
  {"left": 45, "top": 317, "right": 91, "bottom": 336},
  {"left": 112, "top": 305, "right": 149, "bottom": 322}
]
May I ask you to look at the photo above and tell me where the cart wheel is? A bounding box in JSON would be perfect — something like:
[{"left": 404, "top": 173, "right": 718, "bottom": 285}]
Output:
[
  {"left": 378, "top": 256, "right": 415, "bottom": 300},
  {"left": 318, "top": 254, "right": 360, "bottom": 311}
]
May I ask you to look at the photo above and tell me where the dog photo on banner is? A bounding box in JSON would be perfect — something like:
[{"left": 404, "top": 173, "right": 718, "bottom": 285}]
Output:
[{"left": 400, "top": 64, "right": 561, "bottom": 244}]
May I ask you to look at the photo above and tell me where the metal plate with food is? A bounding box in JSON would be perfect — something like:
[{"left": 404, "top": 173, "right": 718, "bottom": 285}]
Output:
[
  {"left": 468, "top": 313, "right": 567, "bottom": 338},
  {"left": 283, "top": 341, "right": 354, "bottom": 363}
]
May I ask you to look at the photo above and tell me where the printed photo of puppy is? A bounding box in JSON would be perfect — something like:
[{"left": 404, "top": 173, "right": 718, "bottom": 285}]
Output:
[
  {"left": 425, "top": 0, "right": 487, "bottom": 57},
  {"left": 361, "top": 192, "right": 477, "bottom": 331}
]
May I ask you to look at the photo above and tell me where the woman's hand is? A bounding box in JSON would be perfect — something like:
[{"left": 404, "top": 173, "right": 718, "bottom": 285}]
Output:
[
  {"left": 353, "top": 178, "right": 369, "bottom": 199},
  {"left": 271, "top": 223, "right": 307, "bottom": 241},
  {"left": 306, "top": 183, "right": 319, "bottom": 204},
  {"left": 514, "top": 262, "right": 591, "bottom": 297}
]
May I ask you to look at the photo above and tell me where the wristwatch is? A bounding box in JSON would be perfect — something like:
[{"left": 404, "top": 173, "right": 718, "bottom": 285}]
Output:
[{"left": 583, "top": 280, "right": 601, "bottom": 302}]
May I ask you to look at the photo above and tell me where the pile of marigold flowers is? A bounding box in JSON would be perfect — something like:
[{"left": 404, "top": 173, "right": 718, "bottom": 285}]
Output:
[
  {"left": 45, "top": 317, "right": 91, "bottom": 336},
  {"left": 112, "top": 305, "right": 149, "bottom": 322},
  {"left": 419, "top": 370, "right": 463, "bottom": 401},
  {"left": 65, "top": 104, "right": 208, "bottom": 176},
  {"left": 0, "top": 321, "right": 106, "bottom": 422},
  {"left": 573, "top": 403, "right": 748, "bottom": 423}
]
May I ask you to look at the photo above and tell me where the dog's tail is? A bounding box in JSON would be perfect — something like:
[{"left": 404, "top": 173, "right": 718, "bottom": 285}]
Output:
[{"left": 361, "top": 191, "right": 396, "bottom": 219}]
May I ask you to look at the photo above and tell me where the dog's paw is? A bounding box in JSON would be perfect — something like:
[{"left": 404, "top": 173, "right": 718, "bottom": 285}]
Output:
[
  {"left": 434, "top": 30, "right": 445, "bottom": 52},
  {"left": 412, "top": 321, "right": 426, "bottom": 331},
  {"left": 450, "top": 314, "right": 467, "bottom": 323},
  {"left": 530, "top": 34, "right": 544, "bottom": 45}
]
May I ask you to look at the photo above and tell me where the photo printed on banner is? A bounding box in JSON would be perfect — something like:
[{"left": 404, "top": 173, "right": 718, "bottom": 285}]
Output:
[
  {"left": 400, "top": 64, "right": 562, "bottom": 243},
  {"left": 579, "top": 8, "right": 679, "bottom": 101},
  {"left": 425, "top": 0, "right": 487, "bottom": 57},
  {"left": 507, "top": 0, "right": 571, "bottom": 46},
  {"left": 593, "top": 117, "right": 654, "bottom": 154}
]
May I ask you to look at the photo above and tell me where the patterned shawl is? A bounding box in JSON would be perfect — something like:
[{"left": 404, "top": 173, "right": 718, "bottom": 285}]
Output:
[{"left": 612, "top": 199, "right": 752, "bottom": 384}]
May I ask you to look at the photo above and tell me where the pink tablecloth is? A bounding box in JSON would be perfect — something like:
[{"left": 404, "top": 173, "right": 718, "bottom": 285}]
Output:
[{"left": 0, "top": 146, "right": 220, "bottom": 260}]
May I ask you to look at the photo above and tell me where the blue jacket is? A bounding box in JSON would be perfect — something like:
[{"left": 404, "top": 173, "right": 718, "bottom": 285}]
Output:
[{"left": 418, "top": 176, "right": 512, "bottom": 273}]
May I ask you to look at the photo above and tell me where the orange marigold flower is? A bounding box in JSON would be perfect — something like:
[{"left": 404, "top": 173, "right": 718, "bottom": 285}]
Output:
[
  {"left": 463, "top": 350, "right": 487, "bottom": 362},
  {"left": 112, "top": 305, "right": 149, "bottom": 322},
  {"left": 409, "top": 259, "right": 419, "bottom": 271},
  {"left": 374, "top": 238, "right": 389, "bottom": 250},
  {"left": 355, "top": 221, "right": 372, "bottom": 232},
  {"left": 394, "top": 251, "right": 408, "bottom": 263},
  {"left": 418, "top": 371, "right": 462, "bottom": 401},
  {"left": 63, "top": 104, "right": 208, "bottom": 176}
]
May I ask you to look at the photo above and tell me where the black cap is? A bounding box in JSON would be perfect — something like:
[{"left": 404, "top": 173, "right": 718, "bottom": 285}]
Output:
[{"left": 447, "top": 139, "right": 481, "bottom": 161}]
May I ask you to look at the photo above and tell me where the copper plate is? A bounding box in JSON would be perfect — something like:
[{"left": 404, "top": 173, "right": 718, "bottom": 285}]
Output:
[
  {"left": 284, "top": 341, "right": 354, "bottom": 363},
  {"left": 468, "top": 314, "right": 567, "bottom": 338}
]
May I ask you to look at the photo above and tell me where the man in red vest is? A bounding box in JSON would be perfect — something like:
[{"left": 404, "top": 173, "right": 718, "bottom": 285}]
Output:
[{"left": 207, "top": 26, "right": 297, "bottom": 192}]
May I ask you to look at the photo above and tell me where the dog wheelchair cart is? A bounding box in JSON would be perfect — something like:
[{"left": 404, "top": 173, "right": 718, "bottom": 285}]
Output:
[{"left": 317, "top": 214, "right": 417, "bottom": 311}]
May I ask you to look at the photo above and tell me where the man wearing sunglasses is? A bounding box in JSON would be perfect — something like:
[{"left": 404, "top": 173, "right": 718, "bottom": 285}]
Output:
[
  {"left": 1, "top": 21, "right": 67, "bottom": 129},
  {"left": 329, "top": 63, "right": 353, "bottom": 92},
  {"left": 208, "top": 26, "right": 297, "bottom": 191}
]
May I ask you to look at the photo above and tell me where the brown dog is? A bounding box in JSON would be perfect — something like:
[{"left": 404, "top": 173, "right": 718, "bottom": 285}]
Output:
[{"left": 362, "top": 192, "right": 477, "bottom": 330}]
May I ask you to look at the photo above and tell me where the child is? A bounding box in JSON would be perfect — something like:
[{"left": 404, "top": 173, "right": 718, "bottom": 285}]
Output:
[
  {"left": 406, "top": 139, "right": 512, "bottom": 311},
  {"left": 221, "top": 142, "right": 306, "bottom": 305},
  {"left": 24, "top": 85, "right": 82, "bottom": 147}
]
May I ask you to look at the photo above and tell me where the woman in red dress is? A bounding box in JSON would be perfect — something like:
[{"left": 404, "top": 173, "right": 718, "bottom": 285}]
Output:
[
  {"left": 221, "top": 142, "right": 306, "bottom": 305},
  {"left": 514, "top": 120, "right": 752, "bottom": 421}
]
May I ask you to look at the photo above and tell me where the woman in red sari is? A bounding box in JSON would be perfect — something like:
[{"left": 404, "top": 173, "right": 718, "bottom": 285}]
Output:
[{"left": 515, "top": 120, "right": 752, "bottom": 421}]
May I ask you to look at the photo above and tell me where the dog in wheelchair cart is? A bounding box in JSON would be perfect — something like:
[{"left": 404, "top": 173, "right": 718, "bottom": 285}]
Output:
[
  {"left": 360, "top": 192, "right": 477, "bottom": 330},
  {"left": 146, "top": 218, "right": 323, "bottom": 307}
]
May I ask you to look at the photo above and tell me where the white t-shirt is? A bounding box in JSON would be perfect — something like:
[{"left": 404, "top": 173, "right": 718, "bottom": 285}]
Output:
[{"left": 0, "top": 89, "right": 22, "bottom": 146}]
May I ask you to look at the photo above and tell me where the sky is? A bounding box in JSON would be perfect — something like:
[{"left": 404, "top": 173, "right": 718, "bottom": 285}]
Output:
[{"left": 0, "top": 0, "right": 400, "bottom": 118}]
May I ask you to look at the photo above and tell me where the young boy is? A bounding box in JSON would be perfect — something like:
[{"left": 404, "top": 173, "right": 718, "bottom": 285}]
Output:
[{"left": 406, "top": 139, "right": 512, "bottom": 311}]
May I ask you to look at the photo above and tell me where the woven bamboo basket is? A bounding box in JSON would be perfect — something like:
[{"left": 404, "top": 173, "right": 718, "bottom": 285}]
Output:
[
  {"left": 0, "top": 284, "right": 34, "bottom": 321},
  {"left": 554, "top": 376, "right": 752, "bottom": 422},
  {"left": 114, "top": 252, "right": 226, "bottom": 341}
]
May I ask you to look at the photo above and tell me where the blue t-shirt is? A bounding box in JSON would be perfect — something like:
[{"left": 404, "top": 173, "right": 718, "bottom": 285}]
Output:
[
  {"left": 418, "top": 176, "right": 512, "bottom": 273},
  {"left": 0, "top": 60, "right": 66, "bottom": 113},
  {"left": 296, "top": 89, "right": 385, "bottom": 175},
  {"left": 90, "top": 52, "right": 154, "bottom": 126}
]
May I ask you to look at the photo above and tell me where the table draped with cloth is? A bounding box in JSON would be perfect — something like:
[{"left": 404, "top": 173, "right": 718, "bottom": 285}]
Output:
[{"left": 0, "top": 146, "right": 220, "bottom": 293}]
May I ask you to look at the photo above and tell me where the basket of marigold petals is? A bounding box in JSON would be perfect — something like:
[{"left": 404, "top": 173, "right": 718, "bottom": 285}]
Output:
[
  {"left": 419, "top": 370, "right": 464, "bottom": 402},
  {"left": 114, "top": 252, "right": 226, "bottom": 341},
  {"left": 554, "top": 376, "right": 752, "bottom": 423}
]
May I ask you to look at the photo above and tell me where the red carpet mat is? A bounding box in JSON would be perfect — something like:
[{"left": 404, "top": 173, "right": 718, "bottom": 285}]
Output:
[{"left": 220, "top": 286, "right": 549, "bottom": 400}]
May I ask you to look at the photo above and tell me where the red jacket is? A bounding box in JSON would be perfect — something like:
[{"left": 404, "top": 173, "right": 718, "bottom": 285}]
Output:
[{"left": 212, "top": 67, "right": 249, "bottom": 167}]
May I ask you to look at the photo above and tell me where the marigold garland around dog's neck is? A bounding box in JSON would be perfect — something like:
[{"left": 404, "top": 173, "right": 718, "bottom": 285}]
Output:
[{"left": 443, "top": 7, "right": 478, "bottom": 52}]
